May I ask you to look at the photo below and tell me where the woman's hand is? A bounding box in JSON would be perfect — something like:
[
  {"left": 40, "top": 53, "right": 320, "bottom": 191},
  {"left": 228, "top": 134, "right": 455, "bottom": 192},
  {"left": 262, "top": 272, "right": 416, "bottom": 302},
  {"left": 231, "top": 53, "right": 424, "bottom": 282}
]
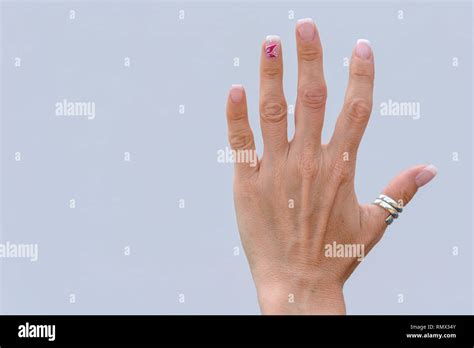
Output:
[{"left": 225, "top": 18, "right": 437, "bottom": 314}]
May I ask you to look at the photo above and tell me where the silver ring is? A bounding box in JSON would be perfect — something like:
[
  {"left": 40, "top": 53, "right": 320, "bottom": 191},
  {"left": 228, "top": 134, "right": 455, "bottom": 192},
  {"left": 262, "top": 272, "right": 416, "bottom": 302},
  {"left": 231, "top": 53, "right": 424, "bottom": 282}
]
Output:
[
  {"left": 374, "top": 199, "right": 399, "bottom": 218},
  {"left": 372, "top": 194, "right": 402, "bottom": 225},
  {"left": 378, "top": 194, "right": 403, "bottom": 212},
  {"left": 385, "top": 215, "right": 394, "bottom": 225}
]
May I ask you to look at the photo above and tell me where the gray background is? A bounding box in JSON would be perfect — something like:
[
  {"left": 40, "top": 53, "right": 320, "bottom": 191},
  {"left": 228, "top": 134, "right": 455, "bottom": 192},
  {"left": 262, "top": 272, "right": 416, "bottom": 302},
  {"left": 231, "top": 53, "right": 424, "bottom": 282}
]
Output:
[{"left": 0, "top": 0, "right": 472, "bottom": 314}]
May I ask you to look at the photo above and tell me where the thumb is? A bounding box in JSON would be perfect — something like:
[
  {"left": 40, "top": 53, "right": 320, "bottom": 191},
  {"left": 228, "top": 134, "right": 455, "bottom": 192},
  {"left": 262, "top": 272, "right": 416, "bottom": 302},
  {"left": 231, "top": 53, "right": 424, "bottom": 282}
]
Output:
[{"left": 364, "top": 164, "right": 438, "bottom": 233}]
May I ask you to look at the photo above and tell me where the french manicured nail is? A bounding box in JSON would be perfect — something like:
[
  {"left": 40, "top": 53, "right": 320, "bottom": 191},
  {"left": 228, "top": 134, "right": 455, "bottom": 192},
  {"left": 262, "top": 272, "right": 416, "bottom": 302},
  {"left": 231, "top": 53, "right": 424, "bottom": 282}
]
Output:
[
  {"left": 230, "top": 84, "right": 244, "bottom": 103},
  {"left": 297, "top": 18, "right": 315, "bottom": 42},
  {"left": 415, "top": 164, "right": 438, "bottom": 187},
  {"left": 265, "top": 35, "right": 280, "bottom": 58},
  {"left": 355, "top": 39, "right": 372, "bottom": 60}
]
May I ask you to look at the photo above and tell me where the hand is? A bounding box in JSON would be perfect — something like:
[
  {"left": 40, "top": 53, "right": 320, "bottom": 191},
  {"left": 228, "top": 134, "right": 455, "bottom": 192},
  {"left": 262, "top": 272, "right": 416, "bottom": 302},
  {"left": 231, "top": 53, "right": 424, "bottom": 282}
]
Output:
[{"left": 225, "top": 18, "right": 437, "bottom": 314}]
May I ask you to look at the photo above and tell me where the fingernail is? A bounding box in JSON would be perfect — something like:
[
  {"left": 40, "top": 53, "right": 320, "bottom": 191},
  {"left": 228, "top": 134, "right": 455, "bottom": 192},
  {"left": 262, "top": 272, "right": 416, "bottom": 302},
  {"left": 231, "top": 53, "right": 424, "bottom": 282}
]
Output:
[
  {"left": 355, "top": 39, "right": 372, "bottom": 60},
  {"left": 415, "top": 164, "right": 438, "bottom": 187},
  {"left": 297, "top": 18, "right": 315, "bottom": 42},
  {"left": 265, "top": 35, "right": 280, "bottom": 59},
  {"left": 230, "top": 84, "right": 244, "bottom": 103}
]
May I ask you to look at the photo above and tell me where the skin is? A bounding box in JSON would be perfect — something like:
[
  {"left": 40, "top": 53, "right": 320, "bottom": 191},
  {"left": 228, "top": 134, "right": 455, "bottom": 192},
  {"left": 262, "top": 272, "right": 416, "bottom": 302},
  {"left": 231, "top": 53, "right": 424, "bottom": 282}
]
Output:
[{"left": 225, "top": 19, "right": 437, "bottom": 314}]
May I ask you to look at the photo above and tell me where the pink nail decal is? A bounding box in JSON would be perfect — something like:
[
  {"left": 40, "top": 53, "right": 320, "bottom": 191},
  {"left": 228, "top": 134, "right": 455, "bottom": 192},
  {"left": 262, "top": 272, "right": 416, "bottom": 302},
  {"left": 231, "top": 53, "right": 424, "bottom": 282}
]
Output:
[
  {"left": 265, "top": 35, "right": 280, "bottom": 58},
  {"left": 265, "top": 43, "right": 279, "bottom": 58}
]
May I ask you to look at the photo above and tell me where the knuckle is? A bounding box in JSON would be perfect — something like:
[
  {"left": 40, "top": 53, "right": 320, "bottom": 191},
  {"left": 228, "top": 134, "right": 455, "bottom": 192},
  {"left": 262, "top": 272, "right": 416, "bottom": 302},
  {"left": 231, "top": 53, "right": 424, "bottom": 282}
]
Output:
[
  {"left": 260, "top": 100, "right": 287, "bottom": 123},
  {"left": 262, "top": 65, "right": 282, "bottom": 78},
  {"left": 298, "top": 152, "right": 319, "bottom": 179},
  {"left": 298, "top": 84, "right": 327, "bottom": 111},
  {"left": 350, "top": 63, "right": 374, "bottom": 79},
  {"left": 229, "top": 111, "right": 247, "bottom": 122},
  {"left": 330, "top": 157, "right": 353, "bottom": 183},
  {"left": 228, "top": 130, "right": 254, "bottom": 150},
  {"left": 345, "top": 98, "right": 372, "bottom": 126},
  {"left": 299, "top": 47, "right": 322, "bottom": 62}
]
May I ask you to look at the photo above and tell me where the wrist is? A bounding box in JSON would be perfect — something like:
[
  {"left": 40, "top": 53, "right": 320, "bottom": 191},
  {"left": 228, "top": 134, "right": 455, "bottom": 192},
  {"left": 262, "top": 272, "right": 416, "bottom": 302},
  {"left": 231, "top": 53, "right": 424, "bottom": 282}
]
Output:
[{"left": 254, "top": 274, "right": 346, "bottom": 315}]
